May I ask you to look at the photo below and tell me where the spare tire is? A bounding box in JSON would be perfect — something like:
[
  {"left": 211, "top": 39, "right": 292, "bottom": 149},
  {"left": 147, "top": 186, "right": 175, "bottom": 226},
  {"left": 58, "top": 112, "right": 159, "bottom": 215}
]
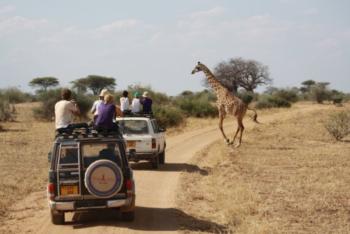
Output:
[{"left": 84, "top": 159, "right": 124, "bottom": 198}]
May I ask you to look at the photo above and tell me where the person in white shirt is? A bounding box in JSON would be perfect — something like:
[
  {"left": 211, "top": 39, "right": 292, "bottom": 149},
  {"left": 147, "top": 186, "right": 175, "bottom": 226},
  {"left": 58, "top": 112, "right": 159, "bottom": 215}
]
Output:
[
  {"left": 120, "top": 90, "right": 130, "bottom": 114},
  {"left": 131, "top": 91, "right": 141, "bottom": 114},
  {"left": 55, "top": 88, "right": 85, "bottom": 134}
]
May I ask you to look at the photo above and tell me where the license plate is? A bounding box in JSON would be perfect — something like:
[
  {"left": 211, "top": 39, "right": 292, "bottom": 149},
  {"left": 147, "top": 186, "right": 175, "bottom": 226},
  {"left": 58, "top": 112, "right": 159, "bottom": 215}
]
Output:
[
  {"left": 60, "top": 185, "right": 79, "bottom": 196},
  {"left": 127, "top": 141, "right": 136, "bottom": 148}
]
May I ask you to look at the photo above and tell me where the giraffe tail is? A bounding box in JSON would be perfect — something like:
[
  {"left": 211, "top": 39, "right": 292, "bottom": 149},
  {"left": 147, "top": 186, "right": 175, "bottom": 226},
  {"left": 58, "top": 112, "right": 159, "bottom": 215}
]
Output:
[{"left": 247, "top": 107, "right": 259, "bottom": 123}]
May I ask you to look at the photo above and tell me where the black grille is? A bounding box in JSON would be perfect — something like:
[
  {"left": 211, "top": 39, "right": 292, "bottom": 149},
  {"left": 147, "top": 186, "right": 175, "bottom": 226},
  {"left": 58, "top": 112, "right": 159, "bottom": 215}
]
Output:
[{"left": 75, "top": 200, "right": 106, "bottom": 208}]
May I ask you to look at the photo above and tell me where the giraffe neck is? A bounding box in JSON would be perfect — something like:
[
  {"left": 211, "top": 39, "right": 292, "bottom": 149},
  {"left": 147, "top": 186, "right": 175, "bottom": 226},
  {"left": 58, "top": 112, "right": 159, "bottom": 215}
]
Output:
[{"left": 201, "top": 65, "right": 232, "bottom": 96}]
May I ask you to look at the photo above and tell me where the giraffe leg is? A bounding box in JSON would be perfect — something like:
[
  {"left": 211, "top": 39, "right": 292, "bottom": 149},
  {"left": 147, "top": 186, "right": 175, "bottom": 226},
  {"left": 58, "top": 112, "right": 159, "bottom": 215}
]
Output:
[
  {"left": 231, "top": 122, "right": 240, "bottom": 145},
  {"left": 235, "top": 118, "right": 244, "bottom": 148},
  {"left": 218, "top": 112, "right": 230, "bottom": 144}
]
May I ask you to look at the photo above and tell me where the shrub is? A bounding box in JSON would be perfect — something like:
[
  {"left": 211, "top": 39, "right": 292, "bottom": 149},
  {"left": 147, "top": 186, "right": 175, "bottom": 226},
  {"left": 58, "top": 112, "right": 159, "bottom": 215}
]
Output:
[
  {"left": 0, "top": 88, "right": 35, "bottom": 103},
  {"left": 33, "top": 89, "right": 93, "bottom": 121},
  {"left": 174, "top": 90, "right": 218, "bottom": 117},
  {"left": 0, "top": 98, "right": 14, "bottom": 121},
  {"left": 153, "top": 105, "right": 184, "bottom": 128},
  {"left": 325, "top": 111, "right": 350, "bottom": 141},
  {"left": 309, "top": 84, "right": 331, "bottom": 103},
  {"left": 255, "top": 94, "right": 291, "bottom": 109}
]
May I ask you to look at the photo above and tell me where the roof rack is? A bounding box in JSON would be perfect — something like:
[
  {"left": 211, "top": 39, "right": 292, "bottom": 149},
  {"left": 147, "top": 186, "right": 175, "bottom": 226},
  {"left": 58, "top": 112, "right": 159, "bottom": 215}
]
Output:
[
  {"left": 119, "top": 113, "right": 154, "bottom": 118},
  {"left": 55, "top": 127, "right": 123, "bottom": 140}
]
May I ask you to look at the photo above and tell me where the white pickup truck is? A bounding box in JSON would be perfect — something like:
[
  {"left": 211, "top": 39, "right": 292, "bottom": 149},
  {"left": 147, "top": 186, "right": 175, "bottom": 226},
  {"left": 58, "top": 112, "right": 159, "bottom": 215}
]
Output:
[{"left": 116, "top": 116, "right": 166, "bottom": 169}]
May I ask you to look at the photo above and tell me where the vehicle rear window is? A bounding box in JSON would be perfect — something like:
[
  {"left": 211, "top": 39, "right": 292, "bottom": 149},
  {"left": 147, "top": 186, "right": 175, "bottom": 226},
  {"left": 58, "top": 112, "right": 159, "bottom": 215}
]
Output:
[
  {"left": 59, "top": 146, "right": 79, "bottom": 164},
  {"left": 118, "top": 120, "right": 149, "bottom": 134},
  {"left": 81, "top": 143, "right": 122, "bottom": 168}
]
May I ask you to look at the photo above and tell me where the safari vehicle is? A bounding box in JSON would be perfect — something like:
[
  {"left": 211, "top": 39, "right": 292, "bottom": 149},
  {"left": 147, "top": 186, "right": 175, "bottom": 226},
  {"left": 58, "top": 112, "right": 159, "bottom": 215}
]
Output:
[
  {"left": 116, "top": 116, "right": 166, "bottom": 169},
  {"left": 47, "top": 129, "right": 135, "bottom": 225}
]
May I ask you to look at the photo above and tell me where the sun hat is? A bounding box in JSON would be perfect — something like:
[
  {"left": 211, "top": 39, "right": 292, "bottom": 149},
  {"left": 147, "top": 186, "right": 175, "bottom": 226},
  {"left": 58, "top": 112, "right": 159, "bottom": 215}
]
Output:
[
  {"left": 134, "top": 91, "right": 140, "bottom": 98},
  {"left": 142, "top": 91, "right": 148, "bottom": 97},
  {"left": 99, "top": 88, "right": 109, "bottom": 97}
]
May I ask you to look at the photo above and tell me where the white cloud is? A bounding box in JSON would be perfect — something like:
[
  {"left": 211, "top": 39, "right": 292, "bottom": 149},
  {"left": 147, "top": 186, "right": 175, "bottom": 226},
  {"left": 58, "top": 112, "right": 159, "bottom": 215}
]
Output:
[
  {"left": 316, "top": 38, "right": 339, "bottom": 49},
  {"left": 0, "top": 16, "right": 48, "bottom": 35},
  {"left": 97, "top": 19, "right": 142, "bottom": 33},
  {"left": 0, "top": 5, "right": 15, "bottom": 14},
  {"left": 189, "top": 6, "right": 225, "bottom": 19},
  {"left": 303, "top": 8, "right": 319, "bottom": 16}
]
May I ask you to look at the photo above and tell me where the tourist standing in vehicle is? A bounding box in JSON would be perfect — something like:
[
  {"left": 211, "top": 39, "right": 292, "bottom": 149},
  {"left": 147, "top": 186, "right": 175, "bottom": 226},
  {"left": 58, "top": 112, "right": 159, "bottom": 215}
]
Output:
[
  {"left": 120, "top": 90, "right": 130, "bottom": 114},
  {"left": 91, "top": 88, "right": 109, "bottom": 120},
  {"left": 95, "top": 94, "right": 118, "bottom": 131},
  {"left": 55, "top": 88, "right": 85, "bottom": 133},
  {"left": 131, "top": 91, "right": 141, "bottom": 114},
  {"left": 141, "top": 91, "right": 153, "bottom": 114}
]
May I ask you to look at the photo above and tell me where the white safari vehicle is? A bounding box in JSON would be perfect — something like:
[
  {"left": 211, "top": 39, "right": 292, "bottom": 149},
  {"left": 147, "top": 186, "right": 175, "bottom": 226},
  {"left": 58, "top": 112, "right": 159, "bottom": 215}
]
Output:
[{"left": 116, "top": 116, "right": 166, "bottom": 169}]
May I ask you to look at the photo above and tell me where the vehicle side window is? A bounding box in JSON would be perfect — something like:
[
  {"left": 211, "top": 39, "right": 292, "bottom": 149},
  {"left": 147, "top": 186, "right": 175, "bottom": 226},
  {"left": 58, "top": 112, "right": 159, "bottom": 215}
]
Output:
[
  {"left": 59, "top": 146, "right": 79, "bottom": 164},
  {"left": 81, "top": 143, "right": 122, "bottom": 168},
  {"left": 151, "top": 120, "right": 159, "bottom": 133}
]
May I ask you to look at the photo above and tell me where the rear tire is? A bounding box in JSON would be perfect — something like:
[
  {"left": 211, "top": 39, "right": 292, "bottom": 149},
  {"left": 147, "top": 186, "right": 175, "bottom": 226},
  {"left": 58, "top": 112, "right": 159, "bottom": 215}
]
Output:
[
  {"left": 159, "top": 151, "right": 165, "bottom": 164},
  {"left": 51, "top": 211, "right": 64, "bottom": 225},
  {"left": 121, "top": 211, "right": 135, "bottom": 222},
  {"left": 151, "top": 155, "right": 159, "bottom": 169}
]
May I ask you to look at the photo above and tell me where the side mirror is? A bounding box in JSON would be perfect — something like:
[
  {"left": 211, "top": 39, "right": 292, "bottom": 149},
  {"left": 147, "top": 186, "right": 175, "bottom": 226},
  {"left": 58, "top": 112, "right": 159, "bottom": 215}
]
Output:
[{"left": 48, "top": 152, "right": 52, "bottom": 163}]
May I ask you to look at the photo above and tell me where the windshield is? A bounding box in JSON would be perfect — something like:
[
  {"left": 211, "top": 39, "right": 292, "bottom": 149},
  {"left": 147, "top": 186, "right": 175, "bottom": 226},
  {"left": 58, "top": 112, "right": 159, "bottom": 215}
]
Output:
[
  {"left": 81, "top": 143, "right": 122, "bottom": 168},
  {"left": 118, "top": 120, "right": 149, "bottom": 134}
]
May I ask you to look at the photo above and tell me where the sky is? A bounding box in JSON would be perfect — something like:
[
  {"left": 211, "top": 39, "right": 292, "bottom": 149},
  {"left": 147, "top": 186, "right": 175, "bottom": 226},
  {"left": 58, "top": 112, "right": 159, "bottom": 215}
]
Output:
[{"left": 0, "top": 0, "right": 349, "bottom": 95}]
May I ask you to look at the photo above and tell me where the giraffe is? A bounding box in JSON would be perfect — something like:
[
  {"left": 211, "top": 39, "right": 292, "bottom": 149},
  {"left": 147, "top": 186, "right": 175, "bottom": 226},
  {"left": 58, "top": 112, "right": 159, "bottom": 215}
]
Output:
[{"left": 191, "top": 61, "right": 258, "bottom": 147}]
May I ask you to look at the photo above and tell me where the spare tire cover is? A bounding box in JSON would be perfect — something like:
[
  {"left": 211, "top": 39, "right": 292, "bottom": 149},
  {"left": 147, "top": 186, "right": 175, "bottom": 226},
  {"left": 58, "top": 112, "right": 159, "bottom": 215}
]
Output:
[{"left": 84, "top": 159, "right": 124, "bottom": 198}]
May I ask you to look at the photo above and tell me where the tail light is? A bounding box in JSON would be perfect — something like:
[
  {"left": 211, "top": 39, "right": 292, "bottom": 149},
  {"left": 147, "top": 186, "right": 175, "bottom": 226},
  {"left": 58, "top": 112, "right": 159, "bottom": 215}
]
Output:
[
  {"left": 125, "top": 179, "right": 133, "bottom": 197},
  {"left": 152, "top": 138, "right": 156, "bottom": 149},
  {"left": 47, "top": 183, "right": 55, "bottom": 200}
]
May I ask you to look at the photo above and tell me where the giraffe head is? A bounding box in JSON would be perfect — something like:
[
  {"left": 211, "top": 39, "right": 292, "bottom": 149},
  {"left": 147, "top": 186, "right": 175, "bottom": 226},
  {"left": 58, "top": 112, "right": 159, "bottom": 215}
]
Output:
[{"left": 191, "top": 61, "right": 204, "bottom": 74}]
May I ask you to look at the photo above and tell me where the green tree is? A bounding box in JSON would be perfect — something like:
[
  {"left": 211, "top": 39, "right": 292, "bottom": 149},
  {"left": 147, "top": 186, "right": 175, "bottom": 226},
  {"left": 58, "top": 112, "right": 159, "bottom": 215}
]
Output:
[
  {"left": 71, "top": 75, "right": 116, "bottom": 95},
  {"left": 212, "top": 57, "right": 271, "bottom": 93},
  {"left": 29, "top": 77, "right": 59, "bottom": 92},
  {"left": 300, "top": 80, "right": 316, "bottom": 93}
]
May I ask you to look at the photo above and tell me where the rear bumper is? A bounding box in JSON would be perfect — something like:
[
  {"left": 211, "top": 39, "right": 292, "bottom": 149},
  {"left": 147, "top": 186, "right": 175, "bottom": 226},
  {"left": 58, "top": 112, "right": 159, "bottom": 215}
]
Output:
[{"left": 49, "top": 197, "right": 133, "bottom": 212}]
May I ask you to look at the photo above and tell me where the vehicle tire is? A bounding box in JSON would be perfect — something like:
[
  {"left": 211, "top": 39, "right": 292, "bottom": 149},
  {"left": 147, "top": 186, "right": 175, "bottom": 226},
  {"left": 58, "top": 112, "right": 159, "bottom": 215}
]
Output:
[
  {"left": 151, "top": 155, "right": 159, "bottom": 169},
  {"left": 51, "top": 211, "right": 64, "bottom": 225},
  {"left": 85, "top": 159, "right": 124, "bottom": 198},
  {"left": 121, "top": 211, "right": 135, "bottom": 222},
  {"left": 159, "top": 151, "right": 165, "bottom": 164}
]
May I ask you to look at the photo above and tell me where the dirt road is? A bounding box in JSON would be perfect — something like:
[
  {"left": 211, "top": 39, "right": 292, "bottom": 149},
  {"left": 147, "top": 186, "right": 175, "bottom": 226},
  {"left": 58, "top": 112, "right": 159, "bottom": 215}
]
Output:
[
  {"left": 1, "top": 103, "right": 330, "bottom": 234},
  {"left": 2, "top": 118, "right": 232, "bottom": 234}
]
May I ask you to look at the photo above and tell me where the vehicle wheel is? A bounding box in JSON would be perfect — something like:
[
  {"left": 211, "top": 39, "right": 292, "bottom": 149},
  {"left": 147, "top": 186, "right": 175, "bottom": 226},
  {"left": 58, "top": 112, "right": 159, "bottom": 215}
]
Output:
[
  {"left": 85, "top": 159, "right": 124, "bottom": 198},
  {"left": 121, "top": 211, "right": 135, "bottom": 222},
  {"left": 51, "top": 211, "right": 64, "bottom": 225},
  {"left": 151, "top": 155, "right": 159, "bottom": 169},
  {"left": 159, "top": 151, "right": 165, "bottom": 164}
]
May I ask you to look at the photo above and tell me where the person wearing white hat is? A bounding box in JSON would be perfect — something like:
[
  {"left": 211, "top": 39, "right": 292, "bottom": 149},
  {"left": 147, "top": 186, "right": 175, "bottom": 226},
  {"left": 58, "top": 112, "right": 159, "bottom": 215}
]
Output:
[
  {"left": 91, "top": 88, "right": 109, "bottom": 118},
  {"left": 141, "top": 91, "right": 153, "bottom": 114}
]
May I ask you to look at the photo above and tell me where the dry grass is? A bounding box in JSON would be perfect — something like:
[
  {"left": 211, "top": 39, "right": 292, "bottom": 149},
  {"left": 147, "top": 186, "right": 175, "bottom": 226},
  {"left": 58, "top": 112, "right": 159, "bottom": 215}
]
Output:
[
  {"left": 178, "top": 103, "right": 350, "bottom": 233},
  {"left": 0, "top": 103, "right": 54, "bottom": 220}
]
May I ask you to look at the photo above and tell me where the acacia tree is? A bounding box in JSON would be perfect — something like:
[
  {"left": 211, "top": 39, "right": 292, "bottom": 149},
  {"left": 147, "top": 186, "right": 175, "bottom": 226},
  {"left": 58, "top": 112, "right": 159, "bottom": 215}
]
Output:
[
  {"left": 29, "top": 77, "right": 59, "bottom": 92},
  {"left": 71, "top": 75, "right": 116, "bottom": 95},
  {"left": 212, "top": 57, "right": 271, "bottom": 93}
]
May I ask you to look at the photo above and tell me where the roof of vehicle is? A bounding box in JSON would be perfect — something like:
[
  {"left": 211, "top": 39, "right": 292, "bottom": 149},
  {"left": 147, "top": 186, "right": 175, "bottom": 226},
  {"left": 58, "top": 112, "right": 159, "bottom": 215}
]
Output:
[
  {"left": 54, "top": 128, "right": 124, "bottom": 144},
  {"left": 116, "top": 117, "right": 155, "bottom": 121}
]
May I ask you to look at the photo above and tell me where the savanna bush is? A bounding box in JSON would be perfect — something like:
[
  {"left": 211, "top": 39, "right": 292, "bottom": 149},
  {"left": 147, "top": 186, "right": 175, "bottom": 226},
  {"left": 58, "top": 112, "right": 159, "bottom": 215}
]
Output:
[
  {"left": 324, "top": 111, "right": 350, "bottom": 141},
  {"left": 153, "top": 105, "right": 184, "bottom": 128},
  {"left": 255, "top": 94, "right": 291, "bottom": 109},
  {"left": 33, "top": 89, "right": 93, "bottom": 121},
  {"left": 0, "top": 98, "right": 14, "bottom": 121},
  {"left": 174, "top": 90, "right": 218, "bottom": 117},
  {"left": 0, "top": 88, "right": 35, "bottom": 103}
]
